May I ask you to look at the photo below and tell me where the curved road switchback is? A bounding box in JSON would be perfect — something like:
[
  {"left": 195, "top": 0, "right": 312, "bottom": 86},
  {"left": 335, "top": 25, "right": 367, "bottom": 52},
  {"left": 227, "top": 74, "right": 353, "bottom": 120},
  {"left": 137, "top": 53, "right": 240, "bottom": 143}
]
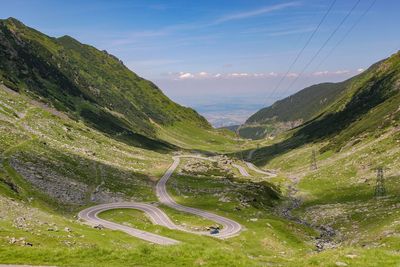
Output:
[
  {"left": 232, "top": 164, "right": 250, "bottom": 177},
  {"left": 78, "top": 202, "right": 179, "bottom": 245},
  {"left": 157, "top": 156, "right": 242, "bottom": 239},
  {"left": 78, "top": 155, "right": 242, "bottom": 245},
  {"left": 245, "top": 162, "right": 277, "bottom": 177}
]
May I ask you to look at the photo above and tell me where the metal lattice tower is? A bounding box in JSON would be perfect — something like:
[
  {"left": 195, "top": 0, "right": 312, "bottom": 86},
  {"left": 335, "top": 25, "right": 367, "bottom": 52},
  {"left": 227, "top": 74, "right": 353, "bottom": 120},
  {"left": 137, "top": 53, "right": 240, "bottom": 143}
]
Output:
[
  {"left": 235, "top": 127, "right": 244, "bottom": 161},
  {"left": 374, "top": 167, "right": 386, "bottom": 197},
  {"left": 310, "top": 149, "right": 318, "bottom": 170}
]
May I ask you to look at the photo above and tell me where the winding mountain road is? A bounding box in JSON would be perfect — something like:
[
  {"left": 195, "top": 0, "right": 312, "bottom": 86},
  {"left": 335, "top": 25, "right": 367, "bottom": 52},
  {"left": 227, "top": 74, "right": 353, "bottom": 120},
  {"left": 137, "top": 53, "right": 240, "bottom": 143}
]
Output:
[
  {"left": 232, "top": 163, "right": 250, "bottom": 177},
  {"left": 246, "top": 148, "right": 277, "bottom": 177},
  {"left": 245, "top": 162, "right": 277, "bottom": 177},
  {"left": 78, "top": 155, "right": 242, "bottom": 245}
]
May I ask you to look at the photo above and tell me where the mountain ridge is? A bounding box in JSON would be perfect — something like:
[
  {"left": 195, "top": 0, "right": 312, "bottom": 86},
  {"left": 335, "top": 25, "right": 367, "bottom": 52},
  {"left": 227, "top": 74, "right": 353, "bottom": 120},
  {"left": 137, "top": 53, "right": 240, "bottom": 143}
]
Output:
[
  {"left": 0, "top": 17, "right": 211, "bottom": 149},
  {"left": 246, "top": 50, "right": 400, "bottom": 165},
  {"left": 240, "top": 54, "right": 396, "bottom": 140}
]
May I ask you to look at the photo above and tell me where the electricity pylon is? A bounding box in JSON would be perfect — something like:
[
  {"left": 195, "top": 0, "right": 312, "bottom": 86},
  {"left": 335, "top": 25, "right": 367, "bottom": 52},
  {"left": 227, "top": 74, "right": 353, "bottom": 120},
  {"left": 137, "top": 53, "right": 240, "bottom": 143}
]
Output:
[
  {"left": 310, "top": 149, "right": 318, "bottom": 170},
  {"left": 374, "top": 167, "right": 386, "bottom": 197}
]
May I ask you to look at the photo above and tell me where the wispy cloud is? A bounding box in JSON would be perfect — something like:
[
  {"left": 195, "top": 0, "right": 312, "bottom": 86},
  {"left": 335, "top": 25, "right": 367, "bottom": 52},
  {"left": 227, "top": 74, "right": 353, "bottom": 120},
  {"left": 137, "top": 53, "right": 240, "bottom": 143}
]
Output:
[
  {"left": 267, "top": 27, "right": 315, "bottom": 37},
  {"left": 239, "top": 25, "right": 315, "bottom": 38},
  {"left": 106, "top": 2, "right": 301, "bottom": 48},
  {"left": 215, "top": 2, "right": 300, "bottom": 24}
]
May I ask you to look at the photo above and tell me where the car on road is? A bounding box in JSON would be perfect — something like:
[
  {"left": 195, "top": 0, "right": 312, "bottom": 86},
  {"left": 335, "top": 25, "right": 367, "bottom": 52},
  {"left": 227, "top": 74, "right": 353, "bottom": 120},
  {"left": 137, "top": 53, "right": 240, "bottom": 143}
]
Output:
[{"left": 210, "top": 228, "right": 219, "bottom": 235}]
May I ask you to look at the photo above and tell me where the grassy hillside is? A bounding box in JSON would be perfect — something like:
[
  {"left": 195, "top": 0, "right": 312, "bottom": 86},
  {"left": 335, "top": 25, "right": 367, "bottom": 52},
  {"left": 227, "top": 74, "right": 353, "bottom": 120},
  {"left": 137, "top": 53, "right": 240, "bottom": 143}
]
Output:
[
  {"left": 251, "top": 119, "right": 400, "bottom": 266},
  {"left": 0, "top": 84, "right": 172, "bottom": 209},
  {"left": 240, "top": 82, "right": 351, "bottom": 139},
  {"left": 0, "top": 17, "right": 213, "bottom": 149},
  {"left": 1, "top": 70, "right": 400, "bottom": 266},
  {"left": 1, "top": 84, "right": 399, "bottom": 265},
  {"left": 247, "top": 82, "right": 350, "bottom": 124},
  {"left": 291, "top": 51, "right": 400, "bottom": 152},
  {"left": 0, "top": 85, "right": 308, "bottom": 267},
  {"left": 241, "top": 52, "right": 398, "bottom": 141},
  {"left": 241, "top": 60, "right": 385, "bottom": 140}
]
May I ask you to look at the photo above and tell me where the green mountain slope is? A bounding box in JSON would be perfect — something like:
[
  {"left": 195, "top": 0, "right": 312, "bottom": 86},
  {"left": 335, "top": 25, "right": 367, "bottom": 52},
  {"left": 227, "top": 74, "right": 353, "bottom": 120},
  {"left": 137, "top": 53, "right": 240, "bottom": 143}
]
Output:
[
  {"left": 242, "top": 53, "right": 400, "bottom": 267},
  {"left": 247, "top": 82, "right": 350, "bottom": 124},
  {"left": 0, "top": 85, "right": 295, "bottom": 267},
  {"left": 241, "top": 55, "right": 391, "bottom": 140},
  {"left": 240, "top": 81, "right": 353, "bottom": 139},
  {"left": 294, "top": 51, "right": 400, "bottom": 152},
  {"left": 249, "top": 51, "right": 400, "bottom": 164},
  {"left": 0, "top": 18, "right": 210, "bottom": 149}
]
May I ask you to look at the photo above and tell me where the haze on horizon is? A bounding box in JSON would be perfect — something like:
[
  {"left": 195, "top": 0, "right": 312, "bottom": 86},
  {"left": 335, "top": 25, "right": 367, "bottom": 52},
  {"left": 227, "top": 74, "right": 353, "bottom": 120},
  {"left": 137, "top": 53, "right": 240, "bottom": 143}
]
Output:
[{"left": 1, "top": 0, "right": 399, "bottom": 126}]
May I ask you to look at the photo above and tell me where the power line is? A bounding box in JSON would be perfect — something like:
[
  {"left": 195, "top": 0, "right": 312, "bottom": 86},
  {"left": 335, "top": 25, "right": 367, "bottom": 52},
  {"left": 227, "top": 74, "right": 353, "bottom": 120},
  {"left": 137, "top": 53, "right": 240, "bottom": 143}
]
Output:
[
  {"left": 282, "top": 0, "right": 362, "bottom": 96},
  {"left": 313, "top": 0, "right": 377, "bottom": 72},
  {"left": 265, "top": 0, "right": 337, "bottom": 103}
]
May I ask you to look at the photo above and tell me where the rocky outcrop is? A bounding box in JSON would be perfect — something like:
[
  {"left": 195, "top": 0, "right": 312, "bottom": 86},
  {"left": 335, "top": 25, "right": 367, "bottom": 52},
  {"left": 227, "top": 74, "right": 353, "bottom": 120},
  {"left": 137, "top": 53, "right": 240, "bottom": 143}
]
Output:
[{"left": 10, "top": 157, "right": 88, "bottom": 204}]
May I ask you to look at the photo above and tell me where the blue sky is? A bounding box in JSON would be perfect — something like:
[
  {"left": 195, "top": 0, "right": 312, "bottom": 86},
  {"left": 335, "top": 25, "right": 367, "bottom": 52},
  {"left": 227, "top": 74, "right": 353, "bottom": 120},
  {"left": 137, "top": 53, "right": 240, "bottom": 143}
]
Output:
[{"left": 1, "top": 0, "right": 399, "bottom": 126}]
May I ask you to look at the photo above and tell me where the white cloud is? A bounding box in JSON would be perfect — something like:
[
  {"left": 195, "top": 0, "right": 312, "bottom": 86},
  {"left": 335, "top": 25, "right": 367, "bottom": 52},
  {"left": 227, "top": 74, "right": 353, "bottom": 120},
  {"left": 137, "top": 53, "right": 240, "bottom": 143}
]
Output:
[
  {"left": 229, "top": 73, "right": 249, "bottom": 77},
  {"left": 215, "top": 2, "right": 299, "bottom": 24},
  {"left": 357, "top": 68, "right": 365, "bottom": 72},
  {"left": 313, "top": 71, "right": 329, "bottom": 76},
  {"left": 269, "top": 72, "right": 278, "bottom": 77},
  {"left": 179, "top": 72, "right": 195, "bottom": 79},
  {"left": 199, "top": 71, "right": 208, "bottom": 77},
  {"left": 170, "top": 69, "right": 357, "bottom": 80}
]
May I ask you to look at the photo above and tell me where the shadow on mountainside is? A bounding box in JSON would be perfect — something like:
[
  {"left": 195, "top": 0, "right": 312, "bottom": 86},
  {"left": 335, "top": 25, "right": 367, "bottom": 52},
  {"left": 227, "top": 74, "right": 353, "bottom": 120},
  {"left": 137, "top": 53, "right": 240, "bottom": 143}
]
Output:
[{"left": 232, "top": 72, "right": 400, "bottom": 166}]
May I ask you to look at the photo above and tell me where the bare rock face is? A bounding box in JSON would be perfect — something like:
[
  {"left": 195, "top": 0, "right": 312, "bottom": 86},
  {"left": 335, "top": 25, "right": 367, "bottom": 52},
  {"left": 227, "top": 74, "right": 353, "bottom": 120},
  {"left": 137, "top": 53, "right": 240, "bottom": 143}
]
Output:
[
  {"left": 10, "top": 157, "right": 88, "bottom": 205},
  {"left": 180, "top": 155, "right": 235, "bottom": 178},
  {"left": 90, "top": 186, "right": 126, "bottom": 203}
]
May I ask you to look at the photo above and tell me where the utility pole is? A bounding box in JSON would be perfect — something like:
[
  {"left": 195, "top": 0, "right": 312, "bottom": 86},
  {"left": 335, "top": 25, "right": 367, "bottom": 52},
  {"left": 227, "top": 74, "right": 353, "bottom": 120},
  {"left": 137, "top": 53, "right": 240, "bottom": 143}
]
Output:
[
  {"left": 374, "top": 167, "right": 386, "bottom": 197},
  {"left": 235, "top": 126, "right": 244, "bottom": 161},
  {"left": 310, "top": 149, "right": 318, "bottom": 170}
]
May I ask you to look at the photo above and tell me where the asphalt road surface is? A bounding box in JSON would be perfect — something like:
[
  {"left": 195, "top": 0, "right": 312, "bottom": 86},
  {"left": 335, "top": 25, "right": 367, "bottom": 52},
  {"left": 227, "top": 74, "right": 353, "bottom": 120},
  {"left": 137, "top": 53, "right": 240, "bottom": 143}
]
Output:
[
  {"left": 246, "top": 149, "right": 276, "bottom": 177},
  {"left": 232, "top": 163, "right": 250, "bottom": 177},
  {"left": 245, "top": 162, "right": 277, "bottom": 177},
  {"left": 78, "top": 202, "right": 180, "bottom": 245},
  {"left": 79, "top": 155, "right": 242, "bottom": 245}
]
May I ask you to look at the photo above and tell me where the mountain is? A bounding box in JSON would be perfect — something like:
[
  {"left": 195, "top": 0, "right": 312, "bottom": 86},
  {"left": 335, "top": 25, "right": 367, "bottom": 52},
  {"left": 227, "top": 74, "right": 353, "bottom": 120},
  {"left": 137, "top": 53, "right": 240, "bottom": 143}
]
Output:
[
  {"left": 0, "top": 18, "right": 211, "bottom": 149},
  {"left": 246, "top": 82, "right": 351, "bottom": 125},
  {"left": 241, "top": 54, "right": 395, "bottom": 140},
  {"left": 292, "top": 51, "right": 400, "bottom": 152},
  {"left": 247, "top": 50, "right": 400, "bottom": 164}
]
